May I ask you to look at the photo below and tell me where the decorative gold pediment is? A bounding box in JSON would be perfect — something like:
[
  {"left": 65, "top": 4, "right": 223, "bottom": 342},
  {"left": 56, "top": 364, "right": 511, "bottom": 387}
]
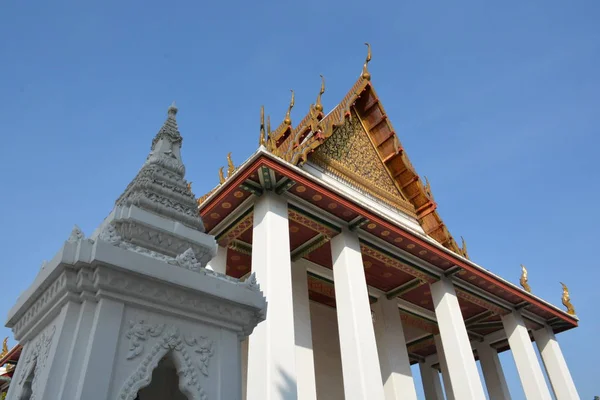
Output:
[{"left": 309, "top": 109, "right": 412, "bottom": 213}]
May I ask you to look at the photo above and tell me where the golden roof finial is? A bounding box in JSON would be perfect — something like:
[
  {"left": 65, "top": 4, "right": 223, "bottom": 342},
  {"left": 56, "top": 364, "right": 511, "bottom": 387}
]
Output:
[
  {"left": 460, "top": 236, "right": 469, "bottom": 259},
  {"left": 1, "top": 338, "right": 8, "bottom": 358},
  {"left": 362, "top": 42, "right": 372, "bottom": 81},
  {"left": 259, "top": 106, "right": 266, "bottom": 147},
  {"left": 267, "top": 115, "right": 271, "bottom": 135},
  {"left": 218, "top": 167, "right": 225, "bottom": 184},
  {"left": 284, "top": 90, "right": 295, "bottom": 125},
  {"left": 227, "top": 152, "right": 235, "bottom": 177},
  {"left": 315, "top": 75, "right": 326, "bottom": 112},
  {"left": 520, "top": 264, "right": 532, "bottom": 293},
  {"left": 560, "top": 282, "right": 576, "bottom": 315}
]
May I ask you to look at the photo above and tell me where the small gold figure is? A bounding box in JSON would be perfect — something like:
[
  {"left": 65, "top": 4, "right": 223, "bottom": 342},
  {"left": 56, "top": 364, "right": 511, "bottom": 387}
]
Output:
[
  {"left": 259, "top": 106, "right": 266, "bottom": 147},
  {"left": 284, "top": 90, "right": 295, "bottom": 125},
  {"left": 218, "top": 167, "right": 225, "bottom": 184},
  {"left": 227, "top": 153, "right": 235, "bottom": 177},
  {"left": 560, "top": 282, "right": 576, "bottom": 315},
  {"left": 460, "top": 236, "right": 469, "bottom": 259},
  {"left": 1, "top": 337, "right": 8, "bottom": 358},
  {"left": 362, "top": 42, "right": 372, "bottom": 81},
  {"left": 315, "top": 75, "right": 326, "bottom": 112},
  {"left": 187, "top": 182, "right": 192, "bottom": 192},
  {"left": 520, "top": 264, "right": 532, "bottom": 293}
]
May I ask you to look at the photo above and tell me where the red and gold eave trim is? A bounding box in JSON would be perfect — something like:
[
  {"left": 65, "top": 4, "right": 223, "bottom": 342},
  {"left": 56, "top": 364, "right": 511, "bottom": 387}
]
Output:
[{"left": 199, "top": 154, "right": 578, "bottom": 329}]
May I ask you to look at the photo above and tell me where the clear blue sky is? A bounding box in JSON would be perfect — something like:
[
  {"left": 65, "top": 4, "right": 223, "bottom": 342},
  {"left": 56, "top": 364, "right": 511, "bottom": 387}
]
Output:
[{"left": 1, "top": 0, "right": 598, "bottom": 397}]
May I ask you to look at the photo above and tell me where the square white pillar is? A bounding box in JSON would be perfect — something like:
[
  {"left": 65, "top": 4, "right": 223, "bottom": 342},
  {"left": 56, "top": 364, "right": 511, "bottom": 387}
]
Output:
[
  {"left": 474, "top": 341, "right": 512, "bottom": 400},
  {"left": 533, "top": 325, "right": 580, "bottom": 400},
  {"left": 433, "top": 334, "right": 455, "bottom": 400},
  {"left": 501, "top": 310, "right": 552, "bottom": 400},
  {"left": 291, "top": 260, "right": 317, "bottom": 400},
  {"left": 373, "top": 297, "right": 418, "bottom": 400},
  {"left": 247, "top": 192, "right": 298, "bottom": 399},
  {"left": 419, "top": 361, "right": 444, "bottom": 400},
  {"left": 430, "top": 277, "right": 486, "bottom": 399},
  {"left": 330, "top": 228, "right": 385, "bottom": 400},
  {"left": 206, "top": 245, "right": 228, "bottom": 274}
]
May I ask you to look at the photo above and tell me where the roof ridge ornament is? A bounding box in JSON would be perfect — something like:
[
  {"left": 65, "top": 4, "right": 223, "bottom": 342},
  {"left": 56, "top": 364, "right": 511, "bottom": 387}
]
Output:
[
  {"left": 520, "top": 264, "right": 532, "bottom": 293},
  {"left": 362, "top": 42, "right": 372, "bottom": 81},
  {"left": 460, "top": 236, "right": 469, "bottom": 259},
  {"left": 218, "top": 167, "right": 226, "bottom": 184},
  {"left": 284, "top": 89, "right": 295, "bottom": 125},
  {"left": 560, "top": 282, "right": 576, "bottom": 315},
  {"left": 227, "top": 152, "right": 236, "bottom": 178},
  {"left": 259, "top": 106, "right": 266, "bottom": 147},
  {"left": 315, "top": 75, "right": 326, "bottom": 112}
]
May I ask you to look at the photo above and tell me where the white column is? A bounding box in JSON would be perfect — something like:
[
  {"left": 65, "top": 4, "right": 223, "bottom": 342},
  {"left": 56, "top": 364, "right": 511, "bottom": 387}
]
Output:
[
  {"left": 206, "top": 244, "right": 228, "bottom": 274},
  {"left": 475, "top": 341, "right": 512, "bottom": 400},
  {"left": 75, "top": 298, "right": 125, "bottom": 400},
  {"left": 433, "top": 334, "right": 455, "bottom": 400},
  {"left": 247, "top": 192, "right": 297, "bottom": 400},
  {"left": 501, "top": 310, "right": 552, "bottom": 400},
  {"left": 430, "top": 277, "right": 486, "bottom": 399},
  {"left": 419, "top": 361, "right": 444, "bottom": 400},
  {"left": 373, "top": 297, "right": 418, "bottom": 400},
  {"left": 533, "top": 325, "right": 580, "bottom": 400},
  {"left": 330, "top": 228, "right": 385, "bottom": 400},
  {"left": 291, "top": 260, "right": 317, "bottom": 400}
]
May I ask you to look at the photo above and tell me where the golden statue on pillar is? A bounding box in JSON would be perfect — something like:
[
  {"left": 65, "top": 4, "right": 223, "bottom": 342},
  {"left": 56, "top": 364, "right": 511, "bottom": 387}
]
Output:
[
  {"left": 520, "top": 264, "right": 532, "bottom": 293},
  {"left": 560, "top": 282, "right": 576, "bottom": 315}
]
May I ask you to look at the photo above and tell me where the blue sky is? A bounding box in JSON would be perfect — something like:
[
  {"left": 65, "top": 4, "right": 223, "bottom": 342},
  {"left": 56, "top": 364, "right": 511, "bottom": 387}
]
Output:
[{"left": 1, "top": 0, "right": 598, "bottom": 397}]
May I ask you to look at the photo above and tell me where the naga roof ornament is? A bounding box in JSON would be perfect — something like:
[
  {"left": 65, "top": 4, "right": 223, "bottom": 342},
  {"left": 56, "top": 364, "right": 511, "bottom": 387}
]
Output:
[
  {"left": 460, "top": 236, "right": 469, "bottom": 259},
  {"left": 227, "top": 152, "right": 236, "bottom": 177},
  {"left": 560, "top": 282, "right": 576, "bottom": 315},
  {"left": 520, "top": 264, "right": 532, "bottom": 293}
]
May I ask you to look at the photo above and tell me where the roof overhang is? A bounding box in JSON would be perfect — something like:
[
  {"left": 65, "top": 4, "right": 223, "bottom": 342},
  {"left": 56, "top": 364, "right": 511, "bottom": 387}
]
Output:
[{"left": 199, "top": 148, "right": 578, "bottom": 333}]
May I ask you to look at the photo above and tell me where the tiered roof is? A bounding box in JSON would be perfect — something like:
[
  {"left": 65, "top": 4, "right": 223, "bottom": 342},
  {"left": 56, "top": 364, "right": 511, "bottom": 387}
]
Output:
[{"left": 255, "top": 44, "right": 466, "bottom": 258}]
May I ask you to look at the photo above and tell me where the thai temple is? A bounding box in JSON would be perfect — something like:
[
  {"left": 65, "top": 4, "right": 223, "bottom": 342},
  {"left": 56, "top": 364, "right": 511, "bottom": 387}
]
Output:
[{"left": 2, "top": 45, "right": 580, "bottom": 399}]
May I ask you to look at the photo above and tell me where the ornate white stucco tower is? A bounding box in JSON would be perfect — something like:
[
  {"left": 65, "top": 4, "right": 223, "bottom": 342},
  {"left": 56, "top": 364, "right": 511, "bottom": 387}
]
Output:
[{"left": 4, "top": 104, "right": 266, "bottom": 400}]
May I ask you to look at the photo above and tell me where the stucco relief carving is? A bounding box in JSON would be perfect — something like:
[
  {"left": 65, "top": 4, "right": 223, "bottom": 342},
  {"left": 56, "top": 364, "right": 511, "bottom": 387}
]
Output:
[
  {"left": 120, "top": 319, "right": 214, "bottom": 400},
  {"left": 99, "top": 222, "right": 213, "bottom": 268},
  {"left": 67, "top": 225, "right": 85, "bottom": 242},
  {"left": 16, "top": 325, "right": 56, "bottom": 400}
]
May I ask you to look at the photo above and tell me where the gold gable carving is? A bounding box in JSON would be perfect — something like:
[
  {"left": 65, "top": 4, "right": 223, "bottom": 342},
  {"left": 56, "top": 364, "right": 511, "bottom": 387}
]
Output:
[{"left": 309, "top": 109, "right": 414, "bottom": 214}]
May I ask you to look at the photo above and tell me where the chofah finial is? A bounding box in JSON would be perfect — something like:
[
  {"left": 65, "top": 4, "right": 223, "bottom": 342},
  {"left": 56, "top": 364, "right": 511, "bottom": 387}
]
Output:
[
  {"left": 315, "top": 75, "right": 326, "bottom": 112},
  {"left": 362, "top": 42, "right": 372, "bottom": 81},
  {"left": 168, "top": 101, "right": 178, "bottom": 117}
]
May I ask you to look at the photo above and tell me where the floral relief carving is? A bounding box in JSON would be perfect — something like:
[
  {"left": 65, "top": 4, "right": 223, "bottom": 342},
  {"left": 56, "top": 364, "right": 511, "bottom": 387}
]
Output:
[
  {"left": 16, "top": 325, "right": 56, "bottom": 400},
  {"left": 120, "top": 320, "right": 214, "bottom": 400}
]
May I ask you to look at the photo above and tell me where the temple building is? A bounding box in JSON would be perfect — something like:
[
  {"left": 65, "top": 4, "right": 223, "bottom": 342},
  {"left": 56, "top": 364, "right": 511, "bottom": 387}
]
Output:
[
  {"left": 198, "top": 45, "right": 580, "bottom": 400},
  {"left": 3, "top": 45, "right": 580, "bottom": 400}
]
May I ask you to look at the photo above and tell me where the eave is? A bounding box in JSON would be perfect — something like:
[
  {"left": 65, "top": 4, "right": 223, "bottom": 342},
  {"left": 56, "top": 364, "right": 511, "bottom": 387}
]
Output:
[{"left": 198, "top": 150, "right": 578, "bottom": 334}]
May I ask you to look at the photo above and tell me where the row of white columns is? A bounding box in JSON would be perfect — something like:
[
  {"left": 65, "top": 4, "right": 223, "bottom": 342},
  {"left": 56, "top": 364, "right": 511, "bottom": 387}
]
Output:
[{"left": 212, "top": 193, "right": 579, "bottom": 400}]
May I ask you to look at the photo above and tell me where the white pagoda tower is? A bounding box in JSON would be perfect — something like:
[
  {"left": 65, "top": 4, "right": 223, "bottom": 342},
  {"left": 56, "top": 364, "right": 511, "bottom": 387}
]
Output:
[{"left": 3, "top": 104, "right": 266, "bottom": 400}]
